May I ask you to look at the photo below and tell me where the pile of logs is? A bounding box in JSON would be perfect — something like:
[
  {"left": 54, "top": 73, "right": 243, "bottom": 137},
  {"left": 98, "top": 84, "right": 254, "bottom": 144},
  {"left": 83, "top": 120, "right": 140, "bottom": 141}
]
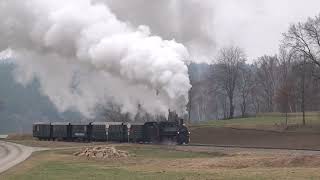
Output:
[{"left": 74, "top": 146, "right": 129, "bottom": 159}]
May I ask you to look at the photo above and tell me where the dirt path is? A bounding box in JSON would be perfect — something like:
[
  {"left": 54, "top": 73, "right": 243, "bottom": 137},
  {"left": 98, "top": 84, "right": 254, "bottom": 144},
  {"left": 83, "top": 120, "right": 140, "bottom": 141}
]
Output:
[{"left": 0, "top": 141, "right": 45, "bottom": 174}]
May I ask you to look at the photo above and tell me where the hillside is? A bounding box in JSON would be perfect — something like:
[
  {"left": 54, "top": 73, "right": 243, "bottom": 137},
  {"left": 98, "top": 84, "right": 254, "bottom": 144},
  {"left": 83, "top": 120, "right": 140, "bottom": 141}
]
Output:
[{"left": 0, "top": 63, "right": 82, "bottom": 134}]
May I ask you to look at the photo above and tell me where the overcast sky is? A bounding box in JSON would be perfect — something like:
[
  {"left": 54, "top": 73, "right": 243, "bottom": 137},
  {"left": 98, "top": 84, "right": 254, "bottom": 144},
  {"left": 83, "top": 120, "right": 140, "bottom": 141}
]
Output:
[
  {"left": 2, "top": 0, "right": 320, "bottom": 62},
  {"left": 102, "top": 0, "right": 320, "bottom": 62},
  {"left": 212, "top": 0, "right": 320, "bottom": 61}
]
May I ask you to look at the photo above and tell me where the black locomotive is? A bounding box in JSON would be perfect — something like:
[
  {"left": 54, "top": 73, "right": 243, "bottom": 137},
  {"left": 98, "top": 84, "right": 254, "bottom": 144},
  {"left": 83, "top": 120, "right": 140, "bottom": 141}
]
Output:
[{"left": 33, "top": 119, "right": 190, "bottom": 144}]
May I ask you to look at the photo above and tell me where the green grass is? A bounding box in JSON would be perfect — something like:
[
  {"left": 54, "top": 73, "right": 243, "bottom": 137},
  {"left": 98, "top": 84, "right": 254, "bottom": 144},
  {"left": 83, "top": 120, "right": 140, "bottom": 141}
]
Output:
[{"left": 193, "top": 112, "right": 320, "bottom": 130}]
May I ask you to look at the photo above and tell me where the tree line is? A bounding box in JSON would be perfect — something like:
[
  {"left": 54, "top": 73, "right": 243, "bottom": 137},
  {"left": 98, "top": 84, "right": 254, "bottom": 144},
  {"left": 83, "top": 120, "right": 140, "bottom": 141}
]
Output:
[{"left": 187, "top": 14, "right": 320, "bottom": 124}]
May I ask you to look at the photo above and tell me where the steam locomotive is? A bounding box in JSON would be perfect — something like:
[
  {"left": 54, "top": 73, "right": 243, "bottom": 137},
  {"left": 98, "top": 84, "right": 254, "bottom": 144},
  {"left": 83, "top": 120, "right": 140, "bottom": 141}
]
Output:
[{"left": 32, "top": 118, "right": 190, "bottom": 145}]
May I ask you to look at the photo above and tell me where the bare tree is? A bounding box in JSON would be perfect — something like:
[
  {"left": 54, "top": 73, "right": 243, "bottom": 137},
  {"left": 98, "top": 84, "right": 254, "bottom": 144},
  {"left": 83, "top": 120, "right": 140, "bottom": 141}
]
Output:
[
  {"left": 255, "top": 55, "right": 279, "bottom": 112},
  {"left": 187, "top": 63, "right": 213, "bottom": 121},
  {"left": 275, "top": 82, "right": 293, "bottom": 126},
  {"left": 214, "top": 46, "right": 246, "bottom": 119},
  {"left": 250, "top": 88, "right": 262, "bottom": 115},
  {"left": 282, "top": 15, "right": 320, "bottom": 125},
  {"left": 277, "top": 48, "right": 295, "bottom": 125},
  {"left": 193, "top": 80, "right": 211, "bottom": 121},
  {"left": 283, "top": 15, "right": 320, "bottom": 73},
  {"left": 207, "top": 64, "right": 229, "bottom": 119},
  {"left": 291, "top": 56, "right": 316, "bottom": 126},
  {"left": 238, "top": 65, "right": 254, "bottom": 117},
  {"left": 301, "top": 57, "right": 306, "bottom": 125}
]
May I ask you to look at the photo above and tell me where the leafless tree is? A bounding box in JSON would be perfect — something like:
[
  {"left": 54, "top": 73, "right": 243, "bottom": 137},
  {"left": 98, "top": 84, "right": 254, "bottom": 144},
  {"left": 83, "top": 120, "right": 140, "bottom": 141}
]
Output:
[
  {"left": 283, "top": 15, "right": 320, "bottom": 74},
  {"left": 214, "top": 46, "right": 246, "bottom": 119},
  {"left": 291, "top": 57, "right": 318, "bottom": 126},
  {"left": 255, "top": 55, "right": 279, "bottom": 112},
  {"left": 282, "top": 14, "right": 320, "bottom": 125},
  {"left": 238, "top": 65, "right": 254, "bottom": 117},
  {"left": 275, "top": 82, "right": 294, "bottom": 126},
  {"left": 192, "top": 80, "right": 211, "bottom": 121},
  {"left": 277, "top": 48, "right": 295, "bottom": 125}
]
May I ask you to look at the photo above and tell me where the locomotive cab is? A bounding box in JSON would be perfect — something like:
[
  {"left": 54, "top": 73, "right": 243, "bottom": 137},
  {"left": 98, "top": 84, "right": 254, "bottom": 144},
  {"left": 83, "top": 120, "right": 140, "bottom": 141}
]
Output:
[
  {"left": 158, "top": 118, "right": 190, "bottom": 144},
  {"left": 177, "top": 124, "right": 190, "bottom": 144}
]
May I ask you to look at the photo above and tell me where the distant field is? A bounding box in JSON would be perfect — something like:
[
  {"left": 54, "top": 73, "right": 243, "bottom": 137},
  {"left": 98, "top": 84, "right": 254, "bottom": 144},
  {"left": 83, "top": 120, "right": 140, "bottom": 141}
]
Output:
[
  {"left": 192, "top": 112, "right": 320, "bottom": 131},
  {"left": 189, "top": 112, "right": 320, "bottom": 148},
  {"left": 3, "top": 144, "right": 320, "bottom": 179}
]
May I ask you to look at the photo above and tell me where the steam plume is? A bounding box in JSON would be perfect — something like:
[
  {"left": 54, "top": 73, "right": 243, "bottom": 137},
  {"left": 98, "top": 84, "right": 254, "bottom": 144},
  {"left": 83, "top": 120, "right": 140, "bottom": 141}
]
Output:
[{"left": 0, "top": 0, "right": 191, "bottom": 117}]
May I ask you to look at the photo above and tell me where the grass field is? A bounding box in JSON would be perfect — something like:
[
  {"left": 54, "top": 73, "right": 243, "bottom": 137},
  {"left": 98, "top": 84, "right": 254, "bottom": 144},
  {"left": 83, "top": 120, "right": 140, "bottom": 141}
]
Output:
[
  {"left": 3, "top": 145, "right": 320, "bottom": 180},
  {"left": 0, "top": 146, "right": 221, "bottom": 180},
  {"left": 192, "top": 112, "right": 320, "bottom": 131}
]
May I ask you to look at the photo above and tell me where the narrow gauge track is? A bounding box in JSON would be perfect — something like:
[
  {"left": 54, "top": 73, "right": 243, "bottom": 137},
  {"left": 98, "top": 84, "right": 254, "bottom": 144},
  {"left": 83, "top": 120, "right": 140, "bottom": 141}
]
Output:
[{"left": 186, "top": 143, "right": 320, "bottom": 152}]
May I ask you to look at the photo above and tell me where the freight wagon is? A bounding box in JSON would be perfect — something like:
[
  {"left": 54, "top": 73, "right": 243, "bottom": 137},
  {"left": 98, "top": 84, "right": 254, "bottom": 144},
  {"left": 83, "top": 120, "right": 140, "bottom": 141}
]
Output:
[
  {"left": 33, "top": 122, "right": 52, "bottom": 140},
  {"left": 51, "top": 122, "right": 71, "bottom": 141}
]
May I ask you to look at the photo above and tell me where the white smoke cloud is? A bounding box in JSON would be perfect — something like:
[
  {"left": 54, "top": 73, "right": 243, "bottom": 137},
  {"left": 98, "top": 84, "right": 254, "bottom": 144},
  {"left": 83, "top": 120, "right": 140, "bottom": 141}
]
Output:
[
  {"left": 95, "top": 0, "right": 216, "bottom": 63},
  {"left": 0, "top": 49, "right": 13, "bottom": 61},
  {"left": 0, "top": 0, "right": 191, "bottom": 117}
]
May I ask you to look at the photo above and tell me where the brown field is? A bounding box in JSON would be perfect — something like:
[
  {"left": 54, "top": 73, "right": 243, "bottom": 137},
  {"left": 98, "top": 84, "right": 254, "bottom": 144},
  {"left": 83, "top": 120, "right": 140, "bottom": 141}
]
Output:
[
  {"left": 190, "top": 127, "right": 320, "bottom": 150},
  {"left": 190, "top": 112, "right": 320, "bottom": 150}
]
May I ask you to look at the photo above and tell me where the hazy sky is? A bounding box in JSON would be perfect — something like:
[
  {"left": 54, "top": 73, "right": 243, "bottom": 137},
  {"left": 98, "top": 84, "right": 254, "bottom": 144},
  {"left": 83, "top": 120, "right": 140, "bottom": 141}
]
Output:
[
  {"left": 102, "top": 0, "right": 320, "bottom": 62},
  {"left": 212, "top": 0, "right": 320, "bottom": 60}
]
